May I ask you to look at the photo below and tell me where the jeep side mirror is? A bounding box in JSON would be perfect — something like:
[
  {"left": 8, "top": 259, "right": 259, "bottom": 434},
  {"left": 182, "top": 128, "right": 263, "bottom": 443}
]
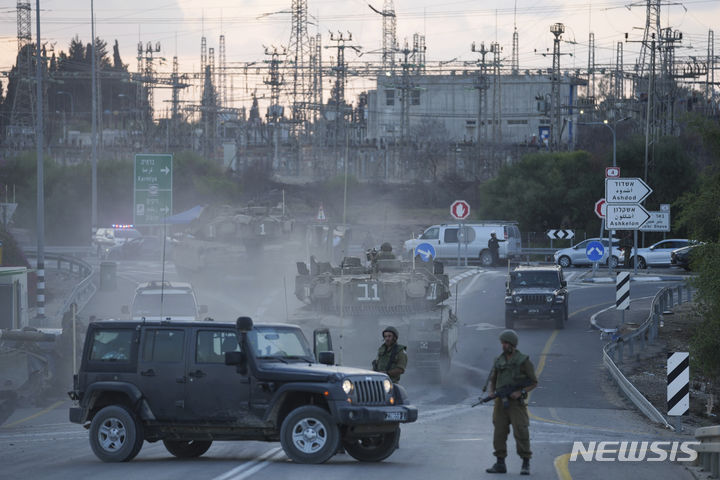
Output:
[
  {"left": 313, "top": 328, "right": 333, "bottom": 359},
  {"left": 121, "top": 305, "right": 129, "bottom": 314},
  {"left": 317, "top": 351, "right": 335, "bottom": 365},
  {"left": 225, "top": 351, "right": 248, "bottom": 375},
  {"left": 561, "top": 280, "right": 567, "bottom": 288}
]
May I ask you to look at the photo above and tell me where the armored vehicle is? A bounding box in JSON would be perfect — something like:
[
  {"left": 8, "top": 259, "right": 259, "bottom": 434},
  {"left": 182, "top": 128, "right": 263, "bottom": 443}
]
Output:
[
  {"left": 294, "top": 244, "right": 458, "bottom": 381},
  {"left": 172, "top": 203, "right": 293, "bottom": 275},
  {"left": 69, "top": 317, "right": 417, "bottom": 464},
  {"left": 504, "top": 265, "right": 568, "bottom": 329}
]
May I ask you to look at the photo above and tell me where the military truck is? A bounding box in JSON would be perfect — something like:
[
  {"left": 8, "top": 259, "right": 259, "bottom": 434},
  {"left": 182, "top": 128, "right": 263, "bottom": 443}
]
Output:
[
  {"left": 293, "top": 244, "right": 458, "bottom": 382},
  {"left": 172, "top": 203, "right": 293, "bottom": 275},
  {"left": 69, "top": 317, "right": 417, "bottom": 463}
]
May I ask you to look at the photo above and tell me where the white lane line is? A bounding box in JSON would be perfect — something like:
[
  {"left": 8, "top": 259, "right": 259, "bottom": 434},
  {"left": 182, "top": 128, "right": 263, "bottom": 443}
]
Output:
[
  {"left": 211, "top": 446, "right": 283, "bottom": 480},
  {"left": 227, "top": 449, "right": 286, "bottom": 480}
]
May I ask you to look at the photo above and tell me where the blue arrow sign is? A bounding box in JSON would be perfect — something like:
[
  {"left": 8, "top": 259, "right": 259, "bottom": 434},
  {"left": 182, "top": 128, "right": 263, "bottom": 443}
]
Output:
[
  {"left": 414, "top": 242, "right": 436, "bottom": 262},
  {"left": 586, "top": 241, "right": 605, "bottom": 262}
]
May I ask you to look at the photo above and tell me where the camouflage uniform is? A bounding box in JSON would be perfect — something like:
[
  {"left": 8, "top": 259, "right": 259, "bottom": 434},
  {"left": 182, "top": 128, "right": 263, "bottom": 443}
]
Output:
[
  {"left": 490, "top": 350, "right": 537, "bottom": 460},
  {"left": 374, "top": 343, "right": 408, "bottom": 383}
]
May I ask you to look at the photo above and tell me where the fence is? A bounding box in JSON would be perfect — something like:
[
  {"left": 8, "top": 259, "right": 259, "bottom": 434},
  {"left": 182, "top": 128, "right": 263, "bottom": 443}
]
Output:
[
  {"left": 692, "top": 425, "right": 720, "bottom": 478},
  {"left": 602, "top": 283, "right": 695, "bottom": 429},
  {"left": 23, "top": 251, "right": 96, "bottom": 328}
]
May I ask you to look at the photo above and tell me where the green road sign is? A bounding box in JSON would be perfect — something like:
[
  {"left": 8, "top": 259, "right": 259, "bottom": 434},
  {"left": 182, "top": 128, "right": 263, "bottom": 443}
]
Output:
[{"left": 134, "top": 154, "right": 172, "bottom": 226}]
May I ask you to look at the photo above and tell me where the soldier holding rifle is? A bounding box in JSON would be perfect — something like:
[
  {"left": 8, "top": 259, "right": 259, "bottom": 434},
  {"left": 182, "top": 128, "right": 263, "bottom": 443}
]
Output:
[{"left": 482, "top": 329, "right": 538, "bottom": 476}]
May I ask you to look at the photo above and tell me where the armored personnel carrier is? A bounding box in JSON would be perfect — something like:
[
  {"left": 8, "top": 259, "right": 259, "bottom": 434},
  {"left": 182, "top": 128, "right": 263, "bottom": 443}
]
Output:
[
  {"left": 293, "top": 243, "right": 458, "bottom": 382},
  {"left": 173, "top": 203, "right": 293, "bottom": 275}
]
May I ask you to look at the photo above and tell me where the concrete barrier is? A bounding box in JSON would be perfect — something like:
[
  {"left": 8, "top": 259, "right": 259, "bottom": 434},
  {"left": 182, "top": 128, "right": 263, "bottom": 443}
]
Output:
[{"left": 693, "top": 425, "right": 720, "bottom": 478}]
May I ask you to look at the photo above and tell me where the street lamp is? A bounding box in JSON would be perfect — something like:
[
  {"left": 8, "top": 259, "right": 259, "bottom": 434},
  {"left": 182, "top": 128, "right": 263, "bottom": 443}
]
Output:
[{"left": 57, "top": 91, "right": 74, "bottom": 115}]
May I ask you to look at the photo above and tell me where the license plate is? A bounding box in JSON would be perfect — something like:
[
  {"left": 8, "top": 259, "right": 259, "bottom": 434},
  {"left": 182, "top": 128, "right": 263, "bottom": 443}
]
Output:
[
  {"left": 528, "top": 309, "right": 539, "bottom": 314},
  {"left": 385, "top": 411, "right": 406, "bottom": 421}
]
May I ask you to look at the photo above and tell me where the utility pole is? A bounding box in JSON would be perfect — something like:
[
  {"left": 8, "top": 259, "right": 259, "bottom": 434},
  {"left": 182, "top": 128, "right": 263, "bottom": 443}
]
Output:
[
  {"left": 91, "top": 0, "right": 97, "bottom": 235},
  {"left": 550, "top": 23, "right": 565, "bottom": 151},
  {"left": 511, "top": 0, "right": 519, "bottom": 75},
  {"left": 35, "top": 0, "right": 45, "bottom": 320},
  {"left": 491, "top": 42, "right": 502, "bottom": 145},
  {"left": 707, "top": 29, "right": 715, "bottom": 115},
  {"left": 325, "top": 32, "right": 361, "bottom": 148},
  {"left": 264, "top": 45, "right": 286, "bottom": 170},
  {"left": 588, "top": 32, "right": 595, "bottom": 101},
  {"left": 471, "top": 42, "right": 490, "bottom": 144}
]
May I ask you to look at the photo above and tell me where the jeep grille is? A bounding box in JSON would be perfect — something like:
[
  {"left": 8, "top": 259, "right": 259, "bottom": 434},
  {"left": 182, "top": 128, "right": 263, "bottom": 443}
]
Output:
[
  {"left": 519, "top": 294, "right": 548, "bottom": 305},
  {"left": 354, "top": 379, "right": 386, "bottom": 405}
]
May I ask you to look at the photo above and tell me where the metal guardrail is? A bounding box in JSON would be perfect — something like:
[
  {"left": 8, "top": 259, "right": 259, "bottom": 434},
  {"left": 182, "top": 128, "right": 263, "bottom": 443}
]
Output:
[
  {"left": 602, "top": 283, "right": 694, "bottom": 430},
  {"left": 692, "top": 425, "right": 720, "bottom": 478},
  {"left": 23, "top": 251, "right": 96, "bottom": 327}
]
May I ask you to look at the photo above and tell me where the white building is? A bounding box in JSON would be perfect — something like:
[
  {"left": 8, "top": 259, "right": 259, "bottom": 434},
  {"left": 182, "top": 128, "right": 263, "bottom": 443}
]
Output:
[{"left": 366, "top": 71, "right": 584, "bottom": 146}]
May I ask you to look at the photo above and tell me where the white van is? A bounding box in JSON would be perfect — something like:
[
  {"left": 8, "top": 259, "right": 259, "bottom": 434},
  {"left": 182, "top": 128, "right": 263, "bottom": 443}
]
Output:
[{"left": 403, "top": 222, "right": 522, "bottom": 266}]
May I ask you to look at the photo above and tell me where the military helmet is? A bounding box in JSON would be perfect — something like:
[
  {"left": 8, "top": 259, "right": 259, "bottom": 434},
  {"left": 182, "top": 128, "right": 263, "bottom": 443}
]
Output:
[
  {"left": 380, "top": 242, "right": 393, "bottom": 252},
  {"left": 499, "top": 329, "right": 518, "bottom": 347},
  {"left": 382, "top": 326, "right": 399, "bottom": 340}
]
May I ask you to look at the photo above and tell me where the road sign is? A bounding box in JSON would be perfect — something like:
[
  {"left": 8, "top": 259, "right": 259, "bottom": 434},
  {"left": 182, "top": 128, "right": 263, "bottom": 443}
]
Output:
[
  {"left": 594, "top": 198, "right": 606, "bottom": 219},
  {"left": 605, "top": 178, "right": 653, "bottom": 204},
  {"left": 605, "top": 204, "right": 651, "bottom": 229},
  {"left": 586, "top": 241, "right": 605, "bottom": 262},
  {"left": 546, "top": 229, "right": 574, "bottom": 240},
  {"left": 414, "top": 243, "right": 436, "bottom": 262},
  {"left": 605, "top": 167, "right": 621, "bottom": 178},
  {"left": 450, "top": 200, "right": 470, "bottom": 220},
  {"left": 639, "top": 211, "right": 670, "bottom": 232},
  {"left": 134, "top": 153, "right": 172, "bottom": 226}
]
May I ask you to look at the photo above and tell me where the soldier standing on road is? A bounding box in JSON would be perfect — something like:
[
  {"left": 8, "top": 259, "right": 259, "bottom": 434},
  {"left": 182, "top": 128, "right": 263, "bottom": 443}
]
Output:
[
  {"left": 488, "top": 231, "right": 504, "bottom": 267},
  {"left": 372, "top": 326, "right": 407, "bottom": 383},
  {"left": 620, "top": 231, "right": 633, "bottom": 268},
  {"left": 486, "top": 329, "right": 538, "bottom": 476}
]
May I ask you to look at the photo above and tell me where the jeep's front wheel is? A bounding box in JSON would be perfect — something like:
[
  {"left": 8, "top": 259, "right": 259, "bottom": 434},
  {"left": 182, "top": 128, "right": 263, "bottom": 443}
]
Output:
[
  {"left": 163, "top": 440, "right": 212, "bottom": 458},
  {"left": 343, "top": 427, "right": 400, "bottom": 462},
  {"left": 280, "top": 406, "right": 340, "bottom": 464},
  {"left": 89, "top": 405, "right": 144, "bottom": 462}
]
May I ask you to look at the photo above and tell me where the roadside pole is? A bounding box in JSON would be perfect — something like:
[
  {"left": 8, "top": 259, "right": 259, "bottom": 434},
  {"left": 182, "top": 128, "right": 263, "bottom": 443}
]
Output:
[{"left": 456, "top": 221, "right": 461, "bottom": 267}]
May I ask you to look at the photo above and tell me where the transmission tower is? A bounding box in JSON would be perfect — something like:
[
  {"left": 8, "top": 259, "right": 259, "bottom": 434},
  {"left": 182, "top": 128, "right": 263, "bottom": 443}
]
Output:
[
  {"left": 9, "top": 0, "right": 35, "bottom": 144},
  {"left": 550, "top": 23, "right": 565, "bottom": 150},
  {"left": 382, "top": 1, "right": 397, "bottom": 74},
  {"left": 471, "top": 42, "right": 490, "bottom": 143},
  {"left": 137, "top": 41, "right": 161, "bottom": 134},
  {"left": 264, "top": 45, "right": 286, "bottom": 122},
  {"left": 171, "top": 55, "right": 180, "bottom": 144},
  {"left": 707, "top": 29, "right": 715, "bottom": 115},
  {"left": 615, "top": 42, "right": 625, "bottom": 102},
  {"left": 588, "top": 32, "right": 595, "bottom": 101},
  {"left": 201, "top": 36, "right": 207, "bottom": 77},
  {"left": 308, "top": 33, "right": 323, "bottom": 123},
  {"left": 511, "top": 1, "right": 519, "bottom": 74},
  {"left": 412, "top": 34, "right": 426, "bottom": 74},
  {"left": 326, "top": 32, "right": 361, "bottom": 144},
  {"left": 635, "top": 0, "right": 661, "bottom": 86},
  {"left": 286, "top": 0, "right": 312, "bottom": 134},
  {"left": 219, "top": 34, "right": 227, "bottom": 108},
  {"left": 491, "top": 42, "right": 503, "bottom": 144}
]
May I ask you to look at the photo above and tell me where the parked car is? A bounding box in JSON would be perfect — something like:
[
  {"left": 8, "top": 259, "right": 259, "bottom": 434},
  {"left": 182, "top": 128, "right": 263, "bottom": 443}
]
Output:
[
  {"left": 106, "top": 236, "right": 167, "bottom": 261},
  {"left": 629, "top": 239, "right": 691, "bottom": 268},
  {"left": 402, "top": 222, "right": 522, "bottom": 266},
  {"left": 671, "top": 243, "right": 703, "bottom": 271},
  {"left": 554, "top": 237, "right": 620, "bottom": 268}
]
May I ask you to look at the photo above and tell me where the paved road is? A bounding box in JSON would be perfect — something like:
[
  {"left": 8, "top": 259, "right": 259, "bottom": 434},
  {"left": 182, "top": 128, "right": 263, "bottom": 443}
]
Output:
[{"left": 1, "top": 254, "right": 698, "bottom": 479}]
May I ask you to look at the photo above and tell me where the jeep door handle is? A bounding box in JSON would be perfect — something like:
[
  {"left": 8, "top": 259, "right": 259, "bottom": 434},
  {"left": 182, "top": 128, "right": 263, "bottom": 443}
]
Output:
[
  {"left": 140, "top": 369, "right": 155, "bottom": 376},
  {"left": 188, "top": 370, "right": 205, "bottom": 378}
]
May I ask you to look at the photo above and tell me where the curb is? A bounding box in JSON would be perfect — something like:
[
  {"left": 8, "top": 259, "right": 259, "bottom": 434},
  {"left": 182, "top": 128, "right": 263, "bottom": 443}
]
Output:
[{"left": 581, "top": 274, "right": 687, "bottom": 284}]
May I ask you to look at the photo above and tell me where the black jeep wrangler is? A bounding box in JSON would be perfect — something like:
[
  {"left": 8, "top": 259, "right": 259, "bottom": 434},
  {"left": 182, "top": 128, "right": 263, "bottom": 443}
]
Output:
[
  {"left": 69, "top": 316, "right": 417, "bottom": 464},
  {"left": 504, "top": 265, "right": 569, "bottom": 329}
]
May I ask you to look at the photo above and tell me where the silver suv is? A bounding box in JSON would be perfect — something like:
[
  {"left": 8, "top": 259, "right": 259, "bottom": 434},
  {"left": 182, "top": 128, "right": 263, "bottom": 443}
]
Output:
[{"left": 122, "top": 281, "right": 208, "bottom": 321}]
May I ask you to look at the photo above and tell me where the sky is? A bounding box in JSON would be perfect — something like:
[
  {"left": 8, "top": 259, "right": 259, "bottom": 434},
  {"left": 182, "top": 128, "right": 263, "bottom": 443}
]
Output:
[{"left": 0, "top": 0, "right": 718, "bottom": 114}]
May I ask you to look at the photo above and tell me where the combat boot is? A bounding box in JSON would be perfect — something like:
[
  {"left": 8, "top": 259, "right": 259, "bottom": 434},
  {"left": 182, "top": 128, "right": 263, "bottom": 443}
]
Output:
[
  {"left": 521, "top": 458, "right": 530, "bottom": 475},
  {"left": 486, "top": 457, "right": 507, "bottom": 474}
]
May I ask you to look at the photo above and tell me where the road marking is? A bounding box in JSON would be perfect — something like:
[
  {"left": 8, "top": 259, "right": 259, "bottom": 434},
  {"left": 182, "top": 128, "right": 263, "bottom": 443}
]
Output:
[
  {"left": 0, "top": 400, "right": 66, "bottom": 429},
  {"left": 466, "top": 322, "right": 502, "bottom": 332},
  {"left": 211, "top": 446, "right": 284, "bottom": 480},
  {"left": 554, "top": 453, "right": 572, "bottom": 480}
]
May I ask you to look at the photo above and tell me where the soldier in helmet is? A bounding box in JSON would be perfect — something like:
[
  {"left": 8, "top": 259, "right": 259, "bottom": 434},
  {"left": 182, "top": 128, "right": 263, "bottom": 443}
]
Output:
[
  {"left": 486, "top": 329, "right": 537, "bottom": 476},
  {"left": 372, "top": 326, "right": 407, "bottom": 383},
  {"left": 377, "top": 242, "right": 396, "bottom": 260}
]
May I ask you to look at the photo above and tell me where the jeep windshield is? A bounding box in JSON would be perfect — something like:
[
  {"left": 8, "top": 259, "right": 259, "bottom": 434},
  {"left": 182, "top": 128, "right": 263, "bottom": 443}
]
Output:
[
  {"left": 248, "top": 326, "right": 315, "bottom": 362},
  {"left": 131, "top": 292, "right": 197, "bottom": 318},
  {"left": 509, "top": 271, "right": 561, "bottom": 289}
]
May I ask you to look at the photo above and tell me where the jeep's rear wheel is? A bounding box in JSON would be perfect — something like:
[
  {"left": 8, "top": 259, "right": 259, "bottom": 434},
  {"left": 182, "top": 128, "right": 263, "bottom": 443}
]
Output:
[
  {"left": 343, "top": 427, "right": 400, "bottom": 462},
  {"left": 163, "top": 440, "right": 212, "bottom": 458},
  {"left": 89, "top": 405, "right": 144, "bottom": 462},
  {"left": 280, "top": 406, "right": 339, "bottom": 464}
]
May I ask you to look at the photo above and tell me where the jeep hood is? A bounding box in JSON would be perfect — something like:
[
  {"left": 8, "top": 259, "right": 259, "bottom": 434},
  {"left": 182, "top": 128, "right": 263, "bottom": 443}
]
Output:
[
  {"left": 255, "top": 361, "right": 382, "bottom": 382},
  {"left": 509, "top": 287, "right": 560, "bottom": 295}
]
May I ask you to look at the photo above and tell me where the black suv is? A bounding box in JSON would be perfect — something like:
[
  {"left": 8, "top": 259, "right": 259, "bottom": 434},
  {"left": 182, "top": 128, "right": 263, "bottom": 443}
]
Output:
[
  {"left": 504, "top": 265, "right": 568, "bottom": 329},
  {"left": 69, "top": 317, "right": 417, "bottom": 464}
]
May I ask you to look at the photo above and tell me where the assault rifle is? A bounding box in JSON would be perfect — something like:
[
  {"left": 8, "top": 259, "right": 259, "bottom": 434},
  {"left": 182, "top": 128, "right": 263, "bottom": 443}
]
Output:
[{"left": 471, "top": 378, "right": 534, "bottom": 408}]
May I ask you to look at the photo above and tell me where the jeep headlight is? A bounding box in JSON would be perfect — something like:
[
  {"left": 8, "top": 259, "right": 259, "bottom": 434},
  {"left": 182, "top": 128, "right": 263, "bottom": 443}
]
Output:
[
  {"left": 383, "top": 378, "right": 392, "bottom": 394},
  {"left": 514, "top": 295, "right": 523, "bottom": 303},
  {"left": 554, "top": 295, "right": 566, "bottom": 303},
  {"left": 545, "top": 295, "right": 554, "bottom": 303},
  {"left": 342, "top": 379, "right": 354, "bottom": 394}
]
